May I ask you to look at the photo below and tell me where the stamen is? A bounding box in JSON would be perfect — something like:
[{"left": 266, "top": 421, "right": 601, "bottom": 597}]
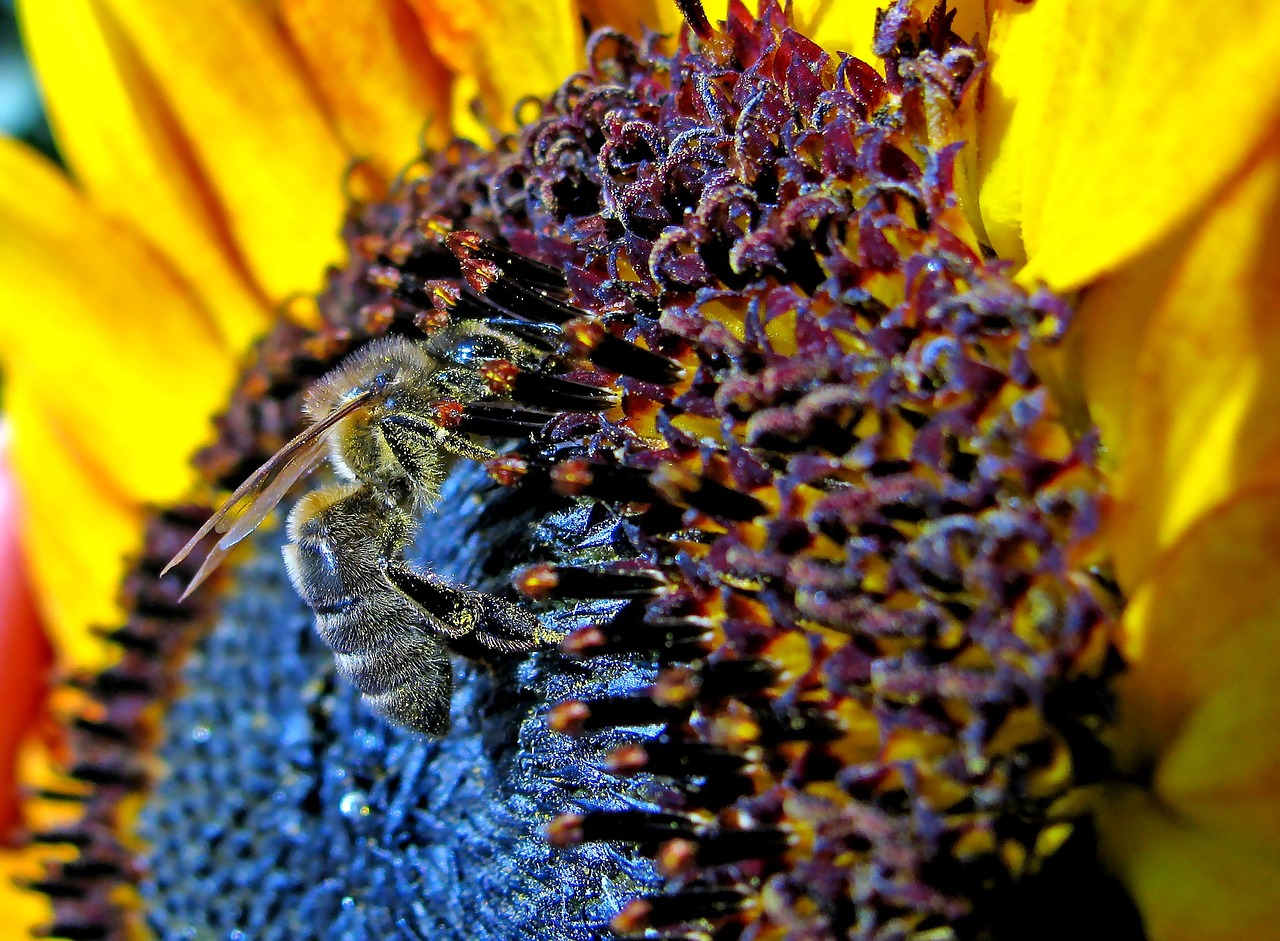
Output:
[
  {"left": 514, "top": 564, "right": 668, "bottom": 601},
  {"left": 674, "top": 0, "right": 715, "bottom": 41}
]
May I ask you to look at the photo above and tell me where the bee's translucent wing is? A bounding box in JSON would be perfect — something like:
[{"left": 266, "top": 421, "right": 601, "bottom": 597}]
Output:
[
  {"left": 162, "top": 389, "right": 375, "bottom": 596},
  {"left": 175, "top": 443, "right": 330, "bottom": 601}
]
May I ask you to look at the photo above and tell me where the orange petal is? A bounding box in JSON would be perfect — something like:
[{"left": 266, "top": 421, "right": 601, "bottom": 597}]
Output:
[
  {"left": 1099, "top": 140, "right": 1280, "bottom": 590},
  {"left": 279, "top": 0, "right": 453, "bottom": 180},
  {"left": 979, "top": 0, "right": 1280, "bottom": 291},
  {"left": 1111, "top": 484, "right": 1280, "bottom": 842},
  {"left": 0, "top": 459, "right": 66, "bottom": 929},
  {"left": 1095, "top": 787, "right": 1280, "bottom": 941},
  {"left": 17, "top": 0, "right": 270, "bottom": 351},
  {"left": 578, "top": 0, "right": 668, "bottom": 35},
  {"left": 101, "top": 0, "right": 351, "bottom": 303},
  {"left": 0, "top": 429, "right": 53, "bottom": 841},
  {"left": 410, "top": 0, "right": 583, "bottom": 135},
  {"left": 0, "top": 141, "right": 233, "bottom": 665}
]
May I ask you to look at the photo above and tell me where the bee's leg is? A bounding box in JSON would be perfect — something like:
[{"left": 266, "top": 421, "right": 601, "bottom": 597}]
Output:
[{"left": 386, "top": 560, "right": 551, "bottom": 655}]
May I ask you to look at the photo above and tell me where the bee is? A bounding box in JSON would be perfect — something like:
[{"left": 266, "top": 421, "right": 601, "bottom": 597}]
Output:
[{"left": 163, "top": 324, "right": 559, "bottom": 735}]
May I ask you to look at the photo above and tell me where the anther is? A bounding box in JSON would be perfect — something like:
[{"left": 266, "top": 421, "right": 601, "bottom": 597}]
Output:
[
  {"left": 514, "top": 564, "right": 667, "bottom": 601},
  {"left": 67, "top": 668, "right": 154, "bottom": 699},
  {"left": 445, "top": 231, "right": 570, "bottom": 294},
  {"left": 413, "top": 307, "right": 450, "bottom": 333},
  {"left": 564, "top": 317, "right": 686, "bottom": 386},
  {"left": 546, "top": 701, "right": 592, "bottom": 734},
  {"left": 367, "top": 264, "right": 402, "bottom": 291},
  {"left": 550, "top": 459, "right": 657, "bottom": 502},
  {"left": 29, "top": 827, "right": 95, "bottom": 849},
  {"left": 90, "top": 625, "right": 159, "bottom": 656},
  {"left": 515, "top": 563, "right": 560, "bottom": 601},
  {"left": 650, "top": 463, "right": 768, "bottom": 522},
  {"left": 604, "top": 738, "right": 750, "bottom": 783},
  {"left": 485, "top": 455, "right": 529, "bottom": 487},
  {"left": 654, "top": 838, "right": 698, "bottom": 877},
  {"left": 358, "top": 300, "right": 397, "bottom": 334},
  {"left": 547, "top": 695, "right": 689, "bottom": 733},
  {"left": 547, "top": 810, "right": 698, "bottom": 848},
  {"left": 652, "top": 666, "right": 700, "bottom": 709},
  {"left": 70, "top": 717, "right": 133, "bottom": 744},
  {"left": 675, "top": 0, "right": 714, "bottom": 41},
  {"left": 427, "top": 400, "right": 461, "bottom": 428},
  {"left": 480, "top": 358, "right": 519, "bottom": 394},
  {"left": 456, "top": 403, "right": 556, "bottom": 437},
  {"left": 557, "top": 604, "right": 713, "bottom": 661},
  {"left": 17, "top": 878, "right": 88, "bottom": 901},
  {"left": 560, "top": 626, "right": 608, "bottom": 657},
  {"left": 67, "top": 761, "right": 146, "bottom": 790},
  {"left": 611, "top": 888, "right": 746, "bottom": 932},
  {"left": 32, "top": 921, "right": 110, "bottom": 941},
  {"left": 55, "top": 858, "right": 123, "bottom": 881}
]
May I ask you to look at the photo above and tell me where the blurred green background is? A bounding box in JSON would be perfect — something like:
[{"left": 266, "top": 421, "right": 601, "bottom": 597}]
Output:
[{"left": 0, "top": 0, "right": 56, "bottom": 159}]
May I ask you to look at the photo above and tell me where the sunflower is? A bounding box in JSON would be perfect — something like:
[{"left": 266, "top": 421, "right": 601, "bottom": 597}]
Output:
[{"left": 1, "top": 0, "right": 1278, "bottom": 938}]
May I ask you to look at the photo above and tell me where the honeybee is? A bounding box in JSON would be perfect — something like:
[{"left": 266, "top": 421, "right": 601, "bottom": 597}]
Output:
[{"left": 164, "top": 325, "right": 562, "bottom": 735}]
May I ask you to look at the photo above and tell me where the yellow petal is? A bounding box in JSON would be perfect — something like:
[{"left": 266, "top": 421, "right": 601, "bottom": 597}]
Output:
[
  {"left": 980, "top": 0, "right": 1280, "bottom": 291},
  {"left": 1048, "top": 235, "right": 1166, "bottom": 483},
  {"left": 1101, "top": 485, "right": 1280, "bottom": 937},
  {"left": 1156, "top": 671, "right": 1280, "bottom": 842},
  {"left": 410, "top": 0, "right": 583, "bottom": 135},
  {"left": 4, "top": 378, "right": 138, "bottom": 673},
  {"left": 279, "top": 0, "right": 453, "bottom": 180},
  {"left": 578, "top": 0, "right": 668, "bottom": 35},
  {"left": 0, "top": 140, "right": 233, "bottom": 499},
  {"left": 1112, "top": 485, "right": 1280, "bottom": 840},
  {"left": 795, "top": 0, "right": 987, "bottom": 68},
  {"left": 1095, "top": 787, "right": 1280, "bottom": 941},
  {"left": 101, "top": 0, "right": 351, "bottom": 303},
  {"left": 0, "top": 848, "right": 52, "bottom": 940},
  {"left": 18, "top": 0, "right": 269, "bottom": 351},
  {"left": 976, "top": 0, "right": 1087, "bottom": 266},
  {"left": 0, "top": 141, "right": 234, "bottom": 664},
  {"left": 0, "top": 736, "right": 97, "bottom": 936},
  {"left": 650, "top": 0, "right": 922, "bottom": 68},
  {"left": 784, "top": 0, "right": 880, "bottom": 65},
  {"left": 1102, "top": 140, "right": 1280, "bottom": 589}
]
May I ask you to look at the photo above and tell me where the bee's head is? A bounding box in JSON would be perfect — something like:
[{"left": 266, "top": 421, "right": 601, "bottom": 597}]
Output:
[{"left": 305, "top": 337, "right": 440, "bottom": 418}]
